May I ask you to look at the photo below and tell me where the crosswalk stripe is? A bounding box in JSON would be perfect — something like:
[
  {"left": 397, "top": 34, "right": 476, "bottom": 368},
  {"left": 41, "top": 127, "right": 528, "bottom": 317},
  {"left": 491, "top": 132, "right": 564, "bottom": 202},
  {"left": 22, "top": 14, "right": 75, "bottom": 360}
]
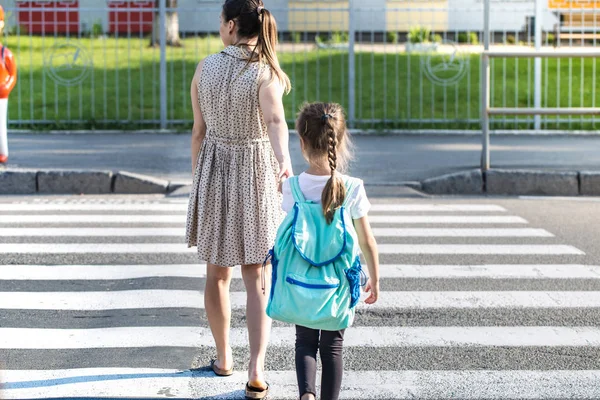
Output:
[
  {"left": 372, "top": 228, "right": 553, "bottom": 237},
  {"left": 3, "top": 264, "right": 597, "bottom": 280},
  {"left": 0, "top": 215, "right": 187, "bottom": 224},
  {"left": 0, "top": 243, "right": 583, "bottom": 254},
  {"left": 377, "top": 244, "right": 584, "bottom": 254},
  {"left": 367, "top": 264, "right": 600, "bottom": 279},
  {"left": 0, "top": 228, "right": 186, "bottom": 236},
  {"left": 3, "top": 369, "right": 600, "bottom": 399},
  {"left": 0, "top": 215, "right": 527, "bottom": 224},
  {"left": 0, "top": 227, "right": 551, "bottom": 237},
  {"left": 369, "top": 215, "right": 528, "bottom": 224},
  {"left": 2, "top": 326, "right": 600, "bottom": 349},
  {"left": 0, "top": 203, "right": 507, "bottom": 212},
  {"left": 3, "top": 290, "right": 600, "bottom": 311}
]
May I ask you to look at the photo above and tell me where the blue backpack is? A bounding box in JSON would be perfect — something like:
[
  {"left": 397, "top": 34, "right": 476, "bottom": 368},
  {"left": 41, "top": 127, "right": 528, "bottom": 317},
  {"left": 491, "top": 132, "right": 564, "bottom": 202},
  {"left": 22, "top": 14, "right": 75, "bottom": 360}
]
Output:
[{"left": 264, "top": 175, "right": 365, "bottom": 331}]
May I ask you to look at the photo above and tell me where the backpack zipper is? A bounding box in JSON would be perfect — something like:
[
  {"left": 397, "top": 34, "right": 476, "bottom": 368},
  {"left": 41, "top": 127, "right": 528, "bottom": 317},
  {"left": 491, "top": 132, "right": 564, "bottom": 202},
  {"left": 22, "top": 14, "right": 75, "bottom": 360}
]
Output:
[{"left": 286, "top": 276, "right": 339, "bottom": 289}]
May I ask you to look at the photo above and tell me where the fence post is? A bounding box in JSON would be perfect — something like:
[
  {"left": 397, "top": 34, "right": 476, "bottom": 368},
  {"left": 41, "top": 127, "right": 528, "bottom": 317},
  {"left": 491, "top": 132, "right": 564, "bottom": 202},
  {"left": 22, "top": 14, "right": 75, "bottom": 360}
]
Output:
[
  {"left": 481, "top": 0, "right": 490, "bottom": 170},
  {"left": 481, "top": 53, "right": 490, "bottom": 171},
  {"left": 348, "top": 0, "right": 356, "bottom": 128},
  {"left": 534, "top": 0, "right": 543, "bottom": 130},
  {"left": 159, "top": 0, "right": 168, "bottom": 130}
]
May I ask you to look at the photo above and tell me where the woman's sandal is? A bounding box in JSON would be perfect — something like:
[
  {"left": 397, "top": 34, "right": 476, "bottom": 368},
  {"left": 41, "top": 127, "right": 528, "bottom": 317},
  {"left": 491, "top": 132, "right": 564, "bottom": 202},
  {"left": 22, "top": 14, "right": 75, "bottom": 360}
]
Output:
[
  {"left": 245, "top": 381, "right": 269, "bottom": 399},
  {"left": 210, "top": 359, "right": 233, "bottom": 377}
]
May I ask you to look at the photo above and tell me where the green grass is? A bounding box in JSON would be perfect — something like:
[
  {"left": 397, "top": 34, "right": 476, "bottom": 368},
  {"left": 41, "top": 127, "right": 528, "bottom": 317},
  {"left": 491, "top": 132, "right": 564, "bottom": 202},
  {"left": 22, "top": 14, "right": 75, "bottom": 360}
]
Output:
[{"left": 6, "top": 35, "right": 600, "bottom": 130}]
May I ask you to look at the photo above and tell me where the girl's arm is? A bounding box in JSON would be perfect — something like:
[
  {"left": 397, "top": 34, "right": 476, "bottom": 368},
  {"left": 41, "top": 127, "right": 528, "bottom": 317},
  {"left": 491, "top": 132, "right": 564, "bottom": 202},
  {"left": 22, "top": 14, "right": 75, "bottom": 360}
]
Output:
[
  {"left": 258, "top": 73, "right": 293, "bottom": 180},
  {"left": 353, "top": 216, "right": 380, "bottom": 304},
  {"left": 190, "top": 60, "right": 206, "bottom": 175}
]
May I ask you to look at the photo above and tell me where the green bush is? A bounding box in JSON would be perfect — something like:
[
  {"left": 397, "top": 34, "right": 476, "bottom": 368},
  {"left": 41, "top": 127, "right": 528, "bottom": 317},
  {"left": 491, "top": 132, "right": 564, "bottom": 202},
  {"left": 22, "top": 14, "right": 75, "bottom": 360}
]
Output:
[
  {"left": 92, "top": 20, "right": 104, "bottom": 38},
  {"left": 316, "top": 31, "right": 349, "bottom": 46},
  {"left": 330, "top": 31, "right": 349, "bottom": 44},
  {"left": 387, "top": 31, "right": 399, "bottom": 44},
  {"left": 506, "top": 34, "right": 517, "bottom": 44},
  {"left": 408, "top": 26, "right": 431, "bottom": 44},
  {"left": 291, "top": 31, "right": 302, "bottom": 44},
  {"left": 546, "top": 32, "right": 556, "bottom": 45},
  {"left": 431, "top": 33, "right": 443, "bottom": 43},
  {"left": 457, "top": 32, "right": 479, "bottom": 44}
]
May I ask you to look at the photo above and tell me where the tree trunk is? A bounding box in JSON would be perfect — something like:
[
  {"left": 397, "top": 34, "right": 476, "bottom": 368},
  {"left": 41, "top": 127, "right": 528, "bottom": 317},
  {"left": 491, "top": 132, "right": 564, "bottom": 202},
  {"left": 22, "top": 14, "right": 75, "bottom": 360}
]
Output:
[{"left": 150, "top": 0, "right": 181, "bottom": 47}]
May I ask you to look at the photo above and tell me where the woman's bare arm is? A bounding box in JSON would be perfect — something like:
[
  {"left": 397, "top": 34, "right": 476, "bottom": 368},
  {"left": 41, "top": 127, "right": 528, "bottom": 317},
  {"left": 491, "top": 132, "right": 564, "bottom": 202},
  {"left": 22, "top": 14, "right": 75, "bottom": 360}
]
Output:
[
  {"left": 258, "top": 74, "right": 293, "bottom": 179},
  {"left": 190, "top": 60, "right": 207, "bottom": 175}
]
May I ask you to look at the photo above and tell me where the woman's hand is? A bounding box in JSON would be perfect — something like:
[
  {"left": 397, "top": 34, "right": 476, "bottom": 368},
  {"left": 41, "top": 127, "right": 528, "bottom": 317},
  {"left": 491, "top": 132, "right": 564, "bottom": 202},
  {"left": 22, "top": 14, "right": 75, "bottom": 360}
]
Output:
[
  {"left": 278, "top": 160, "right": 293, "bottom": 180},
  {"left": 364, "top": 278, "right": 379, "bottom": 304},
  {"left": 277, "top": 161, "right": 292, "bottom": 193}
]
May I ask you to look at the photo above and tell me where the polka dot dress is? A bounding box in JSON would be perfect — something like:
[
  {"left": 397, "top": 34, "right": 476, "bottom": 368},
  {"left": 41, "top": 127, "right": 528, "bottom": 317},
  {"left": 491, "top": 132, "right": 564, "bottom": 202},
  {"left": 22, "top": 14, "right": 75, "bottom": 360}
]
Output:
[{"left": 185, "top": 45, "right": 284, "bottom": 267}]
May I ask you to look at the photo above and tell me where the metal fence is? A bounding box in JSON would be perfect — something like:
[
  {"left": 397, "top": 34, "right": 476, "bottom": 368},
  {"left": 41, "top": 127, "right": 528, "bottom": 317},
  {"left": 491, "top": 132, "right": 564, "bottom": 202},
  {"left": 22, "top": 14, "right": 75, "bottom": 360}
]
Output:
[{"left": 2, "top": 0, "right": 599, "bottom": 131}]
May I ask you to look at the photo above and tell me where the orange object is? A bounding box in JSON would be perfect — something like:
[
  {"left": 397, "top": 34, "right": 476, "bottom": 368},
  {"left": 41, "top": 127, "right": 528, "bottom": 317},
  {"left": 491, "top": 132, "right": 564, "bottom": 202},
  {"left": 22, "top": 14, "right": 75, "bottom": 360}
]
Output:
[
  {"left": 0, "top": 46, "right": 17, "bottom": 99},
  {"left": 0, "top": 154, "right": 7, "bottom": 163},
  {"left": 0, "top": 6, "right": 17, "bottom": 100},
  {"left": 548, "top": 0, "right": 600, "bottom": 9}
]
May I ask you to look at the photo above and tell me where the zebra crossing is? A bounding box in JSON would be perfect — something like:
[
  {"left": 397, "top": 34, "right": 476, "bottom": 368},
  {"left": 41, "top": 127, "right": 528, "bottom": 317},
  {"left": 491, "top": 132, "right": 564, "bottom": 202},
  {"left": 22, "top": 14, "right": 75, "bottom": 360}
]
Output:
[{"left": 1, "top": 197, "right": 599, "bottom": 399}]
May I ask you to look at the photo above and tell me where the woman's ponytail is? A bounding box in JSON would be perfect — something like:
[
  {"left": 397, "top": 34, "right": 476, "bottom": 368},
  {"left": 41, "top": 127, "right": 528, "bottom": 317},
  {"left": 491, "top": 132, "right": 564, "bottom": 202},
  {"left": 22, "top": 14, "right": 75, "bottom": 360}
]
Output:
[
  {"left": 257, "top": 7, "right": 291, "bottom": 94},
  {"left": 222, "top": 1, "right": 291, "bottom": 93},
  {"left": 321, "top": 116, "right": 346, "bottom": 224}
]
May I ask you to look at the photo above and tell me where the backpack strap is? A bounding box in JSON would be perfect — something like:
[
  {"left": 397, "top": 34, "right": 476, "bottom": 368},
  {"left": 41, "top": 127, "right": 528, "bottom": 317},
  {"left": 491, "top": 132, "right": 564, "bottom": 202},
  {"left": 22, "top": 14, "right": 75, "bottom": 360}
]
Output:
[
  {"left": 341, "top": 177, "right": 358, "bottom": 208},
  {"left": 288, "top": 176, "right": 306, "bottom": 203}
]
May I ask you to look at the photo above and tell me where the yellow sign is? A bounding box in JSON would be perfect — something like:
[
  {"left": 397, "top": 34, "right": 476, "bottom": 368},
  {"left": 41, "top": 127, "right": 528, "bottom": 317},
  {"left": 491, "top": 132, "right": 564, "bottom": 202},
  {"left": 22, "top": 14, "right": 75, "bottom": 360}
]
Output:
[{"left": 548, "top": 0, "right": 600, "bottom": 9}]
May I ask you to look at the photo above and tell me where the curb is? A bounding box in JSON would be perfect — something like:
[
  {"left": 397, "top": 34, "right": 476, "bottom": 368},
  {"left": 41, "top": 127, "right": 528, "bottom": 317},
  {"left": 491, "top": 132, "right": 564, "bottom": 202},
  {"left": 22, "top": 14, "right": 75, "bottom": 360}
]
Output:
[
  {"left": 0, "top": 168, "right": 178, "bottom": 195},
  {"left": 2, "top": 168, "right": 600, "bottom": 197},
  {"left": 420, "top": 169, "right": 600, "bottom": 196}
]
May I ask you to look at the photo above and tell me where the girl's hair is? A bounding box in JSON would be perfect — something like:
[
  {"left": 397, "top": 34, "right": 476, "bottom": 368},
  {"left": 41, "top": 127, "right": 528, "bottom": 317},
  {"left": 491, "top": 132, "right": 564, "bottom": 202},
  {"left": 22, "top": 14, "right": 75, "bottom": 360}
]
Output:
[
  {"left": 296, "top": 102, "right": 353, "bottom": 224},
  {"left": 222, "top": 0, "right": 291, "bottom": 94}
]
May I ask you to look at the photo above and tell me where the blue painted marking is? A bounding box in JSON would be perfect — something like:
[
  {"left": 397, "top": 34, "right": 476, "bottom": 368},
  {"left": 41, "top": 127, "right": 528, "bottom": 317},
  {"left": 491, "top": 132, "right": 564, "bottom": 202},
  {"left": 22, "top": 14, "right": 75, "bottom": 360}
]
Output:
[{"left": 2, "top": 369, "right": 215, "bottom": 390}]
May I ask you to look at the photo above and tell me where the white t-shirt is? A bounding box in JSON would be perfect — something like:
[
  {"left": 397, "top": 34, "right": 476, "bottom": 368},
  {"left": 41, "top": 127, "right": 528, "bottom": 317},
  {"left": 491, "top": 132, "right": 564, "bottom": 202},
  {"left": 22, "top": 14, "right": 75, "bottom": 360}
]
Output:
[{"left": 281, "top": 172, "right": 371, "bottom": 219}]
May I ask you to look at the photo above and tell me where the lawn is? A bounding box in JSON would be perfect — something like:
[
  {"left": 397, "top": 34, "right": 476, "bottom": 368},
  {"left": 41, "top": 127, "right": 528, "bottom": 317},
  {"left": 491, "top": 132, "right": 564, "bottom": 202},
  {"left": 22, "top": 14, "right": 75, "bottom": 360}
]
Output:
[{"left": 6, "top": 35, "right": 600, "bottom": 130}]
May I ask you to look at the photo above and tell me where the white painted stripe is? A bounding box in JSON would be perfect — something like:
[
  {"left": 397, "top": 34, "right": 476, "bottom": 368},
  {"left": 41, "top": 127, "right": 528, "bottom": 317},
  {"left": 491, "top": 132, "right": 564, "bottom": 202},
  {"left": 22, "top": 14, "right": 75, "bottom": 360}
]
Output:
[
  {"left": 0, "top": 228, "right": 185, "bottom": 236},
  {"left": 368, "top": 204, "right": 507, "bottom": 212},
  {"left": 0, "top": 214, "right": 526, "bottom": 224},
  {"left": 0, "top": 203, "right": 506, "bottom": 212},
  {"left": 372, "top": 228, "right": 553, "bottom": 237},
  {"left": 0, "top": 215, "right": 187, "bottom": 224},
  {"left": 4, "top": 369, "right": 600, "bottom": 399},
  {"left": 0, "top": 203, "right": 189, "bottom": 212},
  {"left": 3, "top": 290, "right": 600, "bottom": 311},
  {"left": 0, "top": 243, "right": 198, "bottom": 253},
  {"left": 3, "top": 326, "right": 600, "bottom": 349},
  {"left": 369, "top": 264, "right": 600, "bottom": 279},
  {"left": 0, "top": 227, "right": 551, "bottom": 237},
  {"left": 377, "top": 244, "right": 584, "bottom": 255},
  {"left": 369, "top": 215, "right": 527, "bottom": 224},
  {"left": 0, "top": 264, "right": 211, "bottom": 280},
  {"left": 0, "top": 243, "right": 582, "bottom": 255},
  {"left": 5, "top": 264, "right": 598, "bottom": 280}
]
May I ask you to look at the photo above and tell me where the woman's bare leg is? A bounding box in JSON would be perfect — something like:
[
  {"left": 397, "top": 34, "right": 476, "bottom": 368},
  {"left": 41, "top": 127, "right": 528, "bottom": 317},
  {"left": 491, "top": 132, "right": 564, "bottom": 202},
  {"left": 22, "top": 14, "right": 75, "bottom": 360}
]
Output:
[
  {"left": 205, "top": 263, "right": 234, "bottom": 371},
  {"left": 241, "top": 263, "right": 271, "bottom": 388}
]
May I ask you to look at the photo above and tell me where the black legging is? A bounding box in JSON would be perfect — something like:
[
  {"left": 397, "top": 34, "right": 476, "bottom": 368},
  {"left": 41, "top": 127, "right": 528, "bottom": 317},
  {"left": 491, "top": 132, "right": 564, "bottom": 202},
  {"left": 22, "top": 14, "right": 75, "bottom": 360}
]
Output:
[{"left": 295, "top": 325, "right": 345, "bottom": 400}]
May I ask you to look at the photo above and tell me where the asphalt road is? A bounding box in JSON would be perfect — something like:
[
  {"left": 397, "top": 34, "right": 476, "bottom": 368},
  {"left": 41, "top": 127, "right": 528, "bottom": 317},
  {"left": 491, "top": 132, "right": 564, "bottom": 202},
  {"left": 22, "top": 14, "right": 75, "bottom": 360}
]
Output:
[
  {"left": 5, "top": 133, "right": 600, "bottom": 184},
  {"left": 1, "top": 194, "right": 600, "bottom": 398}
]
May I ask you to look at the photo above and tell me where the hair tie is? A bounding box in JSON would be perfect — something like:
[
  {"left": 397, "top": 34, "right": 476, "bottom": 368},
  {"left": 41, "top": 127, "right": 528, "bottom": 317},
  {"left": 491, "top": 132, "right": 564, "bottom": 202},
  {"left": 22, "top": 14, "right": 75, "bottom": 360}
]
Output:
[
  {"left": 321, "top": 113, "right": 333, "bottom": 122},
  {"left": 257, "top": 6, "right": 265, "bottom": 15}
]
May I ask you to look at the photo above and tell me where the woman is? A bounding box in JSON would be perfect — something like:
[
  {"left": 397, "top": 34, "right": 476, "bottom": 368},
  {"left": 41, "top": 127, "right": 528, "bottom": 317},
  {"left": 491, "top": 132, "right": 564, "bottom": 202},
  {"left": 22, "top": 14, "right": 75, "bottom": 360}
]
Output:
[{"left": 185, "top": 0, "right": 292, "bottom": 398}]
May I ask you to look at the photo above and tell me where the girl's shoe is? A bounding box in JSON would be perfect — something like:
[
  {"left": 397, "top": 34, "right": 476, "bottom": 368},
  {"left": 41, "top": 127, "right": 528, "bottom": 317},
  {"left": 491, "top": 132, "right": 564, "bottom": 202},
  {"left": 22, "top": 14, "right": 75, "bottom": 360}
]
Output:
[
  {"left": 210, "top": 359, "right": 233, "bottom": 376},
  {"left": 245, "top": 381, "right": 269, "bottom": 399}
]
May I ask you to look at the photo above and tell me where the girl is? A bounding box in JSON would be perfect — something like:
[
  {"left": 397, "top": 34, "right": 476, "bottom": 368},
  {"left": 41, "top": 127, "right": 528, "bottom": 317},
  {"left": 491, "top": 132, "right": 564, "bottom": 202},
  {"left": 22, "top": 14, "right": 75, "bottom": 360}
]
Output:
[
  {"left": 281, "top": 103, "right": 380, "bottom": 400},
  {"left": 185, "top": 1, "right": 292, "bottom": 398}
]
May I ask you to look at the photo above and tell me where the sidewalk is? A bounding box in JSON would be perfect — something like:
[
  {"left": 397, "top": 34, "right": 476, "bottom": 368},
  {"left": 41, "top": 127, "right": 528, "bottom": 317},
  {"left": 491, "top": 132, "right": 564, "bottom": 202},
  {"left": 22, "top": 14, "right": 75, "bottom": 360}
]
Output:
[{"left": 5, "top": 133, "right": 600, "bottom": 187}]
